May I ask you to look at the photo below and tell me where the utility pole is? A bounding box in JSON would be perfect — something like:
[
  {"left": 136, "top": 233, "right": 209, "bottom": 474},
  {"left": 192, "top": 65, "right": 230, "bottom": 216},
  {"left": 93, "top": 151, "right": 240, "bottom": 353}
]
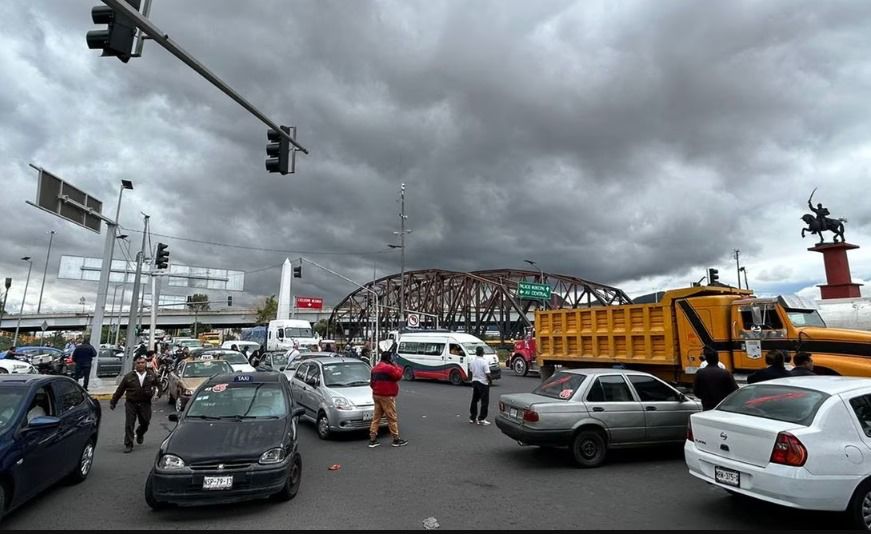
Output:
[
  {"left": 733, "top": 249, "right": 741, "bottom": 289},
  {"left": 123, "top": 214, "right": 149, "bottom": 375},
  {"left": 391, "top": 183, "right": 412, "bottom": 328},
  {"left": 36, "top": 230, "right": 55, "bottom": 314},
  {"left": 12, "top": 257, "right": 33, "bottom": 346}
]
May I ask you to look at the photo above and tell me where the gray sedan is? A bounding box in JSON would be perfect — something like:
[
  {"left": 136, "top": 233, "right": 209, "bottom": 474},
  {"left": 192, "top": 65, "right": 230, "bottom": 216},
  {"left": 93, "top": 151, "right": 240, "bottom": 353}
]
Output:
[{"left": 496, "top": 368, "right": 701, "bottom": 467}]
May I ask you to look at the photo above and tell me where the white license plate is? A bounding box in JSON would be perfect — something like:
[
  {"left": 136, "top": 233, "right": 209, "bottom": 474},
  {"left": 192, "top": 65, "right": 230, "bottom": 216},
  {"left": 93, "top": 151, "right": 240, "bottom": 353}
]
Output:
[
  {"left": 362, "top": 411, "right": 373, "bottom": 421},
  {"left": 202, "top": 476, "right": 233, "bottom": 490},
  {"left": 714, "top": 466, "right": 740, "bottom": 487},
  {"left": 509, "top": 408, "right": 518, "bottom": 419}
]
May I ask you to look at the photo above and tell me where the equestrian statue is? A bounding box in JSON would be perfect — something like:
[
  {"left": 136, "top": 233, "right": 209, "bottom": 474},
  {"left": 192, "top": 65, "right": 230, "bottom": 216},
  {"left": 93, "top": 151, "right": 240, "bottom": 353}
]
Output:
[{"left": 802, "top": 188, "right": 847, "bottom": 244}]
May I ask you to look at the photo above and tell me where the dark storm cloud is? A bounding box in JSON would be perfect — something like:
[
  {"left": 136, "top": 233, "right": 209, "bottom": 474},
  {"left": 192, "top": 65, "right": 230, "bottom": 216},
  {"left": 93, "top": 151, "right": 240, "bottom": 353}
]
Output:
[{"left": 2, "top": 0, "right": 871, "bottom": 312}]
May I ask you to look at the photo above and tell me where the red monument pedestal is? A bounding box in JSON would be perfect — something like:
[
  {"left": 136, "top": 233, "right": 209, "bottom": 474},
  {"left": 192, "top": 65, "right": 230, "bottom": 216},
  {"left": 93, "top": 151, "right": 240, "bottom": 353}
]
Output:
[{"left": 808, "top": 242, "right": 863, "bottom": 299}]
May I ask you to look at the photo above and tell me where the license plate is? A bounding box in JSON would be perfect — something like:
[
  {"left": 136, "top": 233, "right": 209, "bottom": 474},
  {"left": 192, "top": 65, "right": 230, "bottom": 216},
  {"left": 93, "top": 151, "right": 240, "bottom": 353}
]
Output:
[
  {"left": 714, "top": 466, "right": 740, "bottom": 487},
  {"left": 509, "top": 408, "right": 518, "bottom": 419},
  {"left": 202, "top": 476, "right": 233, "bottom": 490},
  {"left": 362, "top": 411, "right": 373, "bottom": 421}
]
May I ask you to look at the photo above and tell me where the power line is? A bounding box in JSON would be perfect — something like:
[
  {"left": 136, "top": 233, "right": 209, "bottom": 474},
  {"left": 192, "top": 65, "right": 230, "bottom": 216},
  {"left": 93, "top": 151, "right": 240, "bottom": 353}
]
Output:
[{"left": 119, "top": 226, "right": 395, "bottom": 257}]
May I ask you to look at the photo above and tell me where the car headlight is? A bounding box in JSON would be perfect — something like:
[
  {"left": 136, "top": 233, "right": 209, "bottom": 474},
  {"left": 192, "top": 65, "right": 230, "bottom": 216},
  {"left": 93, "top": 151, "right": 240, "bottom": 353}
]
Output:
[
  {"left": 259, "top": 447, "right": 286, "bottom": 465},
  {"left": 158, "top": 454, "right": 186, "bottom": 470},
  {"left": 332, "top": 396, "right": 355, "bottom": 410},
  {"left": 183, "top": 389, "right": 193, "bottom": 396}
]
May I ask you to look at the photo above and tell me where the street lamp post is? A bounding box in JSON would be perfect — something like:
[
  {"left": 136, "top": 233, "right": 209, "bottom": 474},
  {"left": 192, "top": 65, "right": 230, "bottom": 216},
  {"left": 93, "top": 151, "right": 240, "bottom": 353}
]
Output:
[
  {"left": 392, "top": 183, "right": 412, "bottom": 326},
  {"left": 36, "top": 230, "right": 55, "bottom": 314},
  {"left": 12, "top": 257, "right": 33, "bottom": 346}
]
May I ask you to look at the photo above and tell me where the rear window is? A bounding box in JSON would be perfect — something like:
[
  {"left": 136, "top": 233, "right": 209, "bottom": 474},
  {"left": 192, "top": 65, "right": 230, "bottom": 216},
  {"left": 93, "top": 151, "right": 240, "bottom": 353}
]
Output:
[
  {"left": 533, "top": 372, "right": 586, "bottom": 400},
  {"left": 716, "top": 384, "right": 830, "bottom": 426}
]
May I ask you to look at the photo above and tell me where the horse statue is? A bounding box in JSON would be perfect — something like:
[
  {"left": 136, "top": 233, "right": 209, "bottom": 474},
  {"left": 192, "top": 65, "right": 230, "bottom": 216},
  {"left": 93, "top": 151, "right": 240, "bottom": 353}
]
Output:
[{"left": 801, "top": 213, "right": 846, "bottom": 244}]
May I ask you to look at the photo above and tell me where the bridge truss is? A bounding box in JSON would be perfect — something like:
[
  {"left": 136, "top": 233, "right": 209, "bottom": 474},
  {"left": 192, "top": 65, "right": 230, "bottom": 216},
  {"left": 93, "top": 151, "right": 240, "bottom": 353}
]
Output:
[{"left": 328, "top": 269, "right": 631, "bottom": 342}]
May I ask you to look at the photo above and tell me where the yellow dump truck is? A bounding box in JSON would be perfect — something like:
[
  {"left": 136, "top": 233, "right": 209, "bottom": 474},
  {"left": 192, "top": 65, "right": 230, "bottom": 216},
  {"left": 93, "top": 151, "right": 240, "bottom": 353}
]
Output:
[{"left": 535, "top": 285, "right": 871, "bottom": 385}]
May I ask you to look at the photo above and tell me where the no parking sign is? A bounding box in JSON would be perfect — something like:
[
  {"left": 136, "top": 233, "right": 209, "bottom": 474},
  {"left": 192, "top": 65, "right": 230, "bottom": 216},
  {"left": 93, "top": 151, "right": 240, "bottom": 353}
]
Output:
[{"left": 406, "top": 313, "right": 420, "bottom": 327}]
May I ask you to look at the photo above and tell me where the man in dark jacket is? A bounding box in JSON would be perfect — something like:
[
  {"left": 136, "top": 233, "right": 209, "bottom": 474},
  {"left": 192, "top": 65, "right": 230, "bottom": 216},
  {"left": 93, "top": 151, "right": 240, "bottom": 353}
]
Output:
[
  {"left": 693, "top": 347, "right": 739, "bottom": 411},
  {"left": 790, "top": 352, "right": 815, "bottom": 376},
  {"left": 72, "top": 339, "right": 97, "bottom": 390},
  {"left": 110, "top": 355, "right": 158, "bottom": 453},
  {"left": 747, "top": 350, "right": 791, "bottom": 384},
  {"left": 368, "top": 341, "right": 407, "bottom": 448}
]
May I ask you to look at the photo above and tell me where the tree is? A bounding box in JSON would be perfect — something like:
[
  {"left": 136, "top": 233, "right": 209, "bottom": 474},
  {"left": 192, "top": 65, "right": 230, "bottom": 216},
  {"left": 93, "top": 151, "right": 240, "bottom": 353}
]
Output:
[
  {"left": 313, "top": 319, "right": 330, "bottom": 338},
  {"left": 187, "top": 293, "right": 210, "bottom": 311},
  {"left": 256, "top": 295, "right": 278, "bottom": 323}
]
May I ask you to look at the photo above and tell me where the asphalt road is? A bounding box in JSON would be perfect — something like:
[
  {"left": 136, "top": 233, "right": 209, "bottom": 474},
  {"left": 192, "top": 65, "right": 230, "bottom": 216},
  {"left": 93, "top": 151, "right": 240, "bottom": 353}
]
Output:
[{"left": 1, "top": 373, "right": 853, "bottom": 530}]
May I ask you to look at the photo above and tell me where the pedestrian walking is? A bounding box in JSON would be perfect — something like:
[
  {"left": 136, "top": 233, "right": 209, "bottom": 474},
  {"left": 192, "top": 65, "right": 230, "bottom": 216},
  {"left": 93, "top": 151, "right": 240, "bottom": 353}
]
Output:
[
  {"left": 692, "top": 347, "right": 739, "bottom": 411},
  {"left": 110, "top": 354, "right": 158, "bottom": 453},
  {"left": 790, "top": 352, "right": 816, "bottom": 376},
  {"left": 72, "top": 338, "right": 97, "bottom": 391},
  {"left": 469, "top": 346, "right": 492, "bottom": 425},
  {"left": 368, "top": 340, "right": 407, "bottom": 448},
  {"left": 747, "top": 349, "right": 791, "bottom": 384}
]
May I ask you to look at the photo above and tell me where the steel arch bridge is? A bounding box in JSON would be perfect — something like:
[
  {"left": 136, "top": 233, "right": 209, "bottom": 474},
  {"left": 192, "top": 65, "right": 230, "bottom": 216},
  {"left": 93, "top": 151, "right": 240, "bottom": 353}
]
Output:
[{"left": 327, "top": 268, "right": 631, "bottom": 342}]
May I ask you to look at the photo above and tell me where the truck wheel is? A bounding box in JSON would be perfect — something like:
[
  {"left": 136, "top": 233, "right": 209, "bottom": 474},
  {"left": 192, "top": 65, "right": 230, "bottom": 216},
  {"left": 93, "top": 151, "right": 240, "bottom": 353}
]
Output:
[
  {"left": 571, "top": 429, "right": 606, "bottom": 468},
  {"left": 449, "top": 369, "right": 463, "bottom": 386},
  {"left": 403, "top": 366, "right": 415, "bottom": 381},
  {"left": 512, "top": 357, "right": 529, "bottom": 377}
]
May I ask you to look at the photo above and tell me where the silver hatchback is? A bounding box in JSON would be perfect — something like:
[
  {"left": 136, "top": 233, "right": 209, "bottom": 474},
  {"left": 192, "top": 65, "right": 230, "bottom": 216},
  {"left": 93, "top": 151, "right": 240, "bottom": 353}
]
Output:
[
  {"left": 496, "top": 368, "right": 701, "bottom": 467},
  {"left": 290, "top": 357, "right": 386, "bottom": 439}
]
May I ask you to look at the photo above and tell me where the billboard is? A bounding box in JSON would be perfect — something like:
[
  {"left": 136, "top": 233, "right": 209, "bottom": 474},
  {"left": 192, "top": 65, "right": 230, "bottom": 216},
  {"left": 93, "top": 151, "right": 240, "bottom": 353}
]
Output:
[
  {"left": 295, "top": 296, "right": 323, "bottom": 309},
  {"left": 34, "top": 169, "right": 103, "bottom": 233},
  {"left": 58, "top": 255, "right": 245, "bottom": 291}
]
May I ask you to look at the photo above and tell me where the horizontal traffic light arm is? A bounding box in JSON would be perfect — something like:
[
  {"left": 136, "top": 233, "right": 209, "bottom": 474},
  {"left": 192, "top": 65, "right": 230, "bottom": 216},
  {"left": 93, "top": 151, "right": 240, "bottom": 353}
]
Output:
[{"left": 98, "top": 0, "right": 309, "bottom": 155}]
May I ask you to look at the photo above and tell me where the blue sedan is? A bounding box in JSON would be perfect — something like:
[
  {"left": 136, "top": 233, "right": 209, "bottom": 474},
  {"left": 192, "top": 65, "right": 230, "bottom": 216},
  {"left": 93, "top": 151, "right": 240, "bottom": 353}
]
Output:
[{"left": 0, "top": 375, "right": 101, "bottom": 524}]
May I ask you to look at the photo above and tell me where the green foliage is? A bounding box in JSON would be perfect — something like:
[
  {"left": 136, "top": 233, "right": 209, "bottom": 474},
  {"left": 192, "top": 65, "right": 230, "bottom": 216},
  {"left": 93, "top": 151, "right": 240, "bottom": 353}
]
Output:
[
  {"left": 187, "top": 293, "right": 210, "bottom": 311},
  {"left": 255, "top": 295, "right": 278, "bottom": 323},
  {"left": 313, "top": 319, "right": 330, "bottom": 338}
]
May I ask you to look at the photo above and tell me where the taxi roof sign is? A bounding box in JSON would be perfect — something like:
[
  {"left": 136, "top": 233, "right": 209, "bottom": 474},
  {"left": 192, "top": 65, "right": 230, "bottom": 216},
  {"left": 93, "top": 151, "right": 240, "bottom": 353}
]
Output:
[{"left": 234, "top": 375, "right": 252, "bottom": 382}]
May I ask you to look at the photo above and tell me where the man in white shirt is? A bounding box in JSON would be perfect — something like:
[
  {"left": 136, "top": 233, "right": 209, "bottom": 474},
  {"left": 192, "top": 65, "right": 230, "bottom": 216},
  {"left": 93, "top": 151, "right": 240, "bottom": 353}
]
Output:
[{"left": 468, "top": 346, "right": 492, "bottom": 425}]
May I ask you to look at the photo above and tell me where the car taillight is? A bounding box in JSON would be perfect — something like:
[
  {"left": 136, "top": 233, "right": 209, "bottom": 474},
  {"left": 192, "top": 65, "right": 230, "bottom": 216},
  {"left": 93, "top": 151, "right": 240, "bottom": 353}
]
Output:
[
  {"left": 770, "top": 432, "right": 807, "bottom": 467},
  {"left": 522, "top": 410, "right": 539, "bottom": 422},
  {"left": 686, "top": 420, "right": 693, "bottom": 442}
]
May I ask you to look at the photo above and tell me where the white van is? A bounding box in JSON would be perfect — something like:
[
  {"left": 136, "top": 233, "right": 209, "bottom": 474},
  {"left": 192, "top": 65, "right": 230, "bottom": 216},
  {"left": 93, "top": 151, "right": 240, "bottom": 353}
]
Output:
[
  {"left": 393, "top": 331, "right": 502, "bottom": 385},
  {"left": 266, "top": 319, "right": 321, "bottom": 352}
]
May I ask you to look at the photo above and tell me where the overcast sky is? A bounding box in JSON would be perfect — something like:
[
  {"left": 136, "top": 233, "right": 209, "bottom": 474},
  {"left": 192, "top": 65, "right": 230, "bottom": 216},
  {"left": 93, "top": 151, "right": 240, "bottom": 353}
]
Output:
[{"left": 2, "top": 0, "right": 871, "bottom": 316}]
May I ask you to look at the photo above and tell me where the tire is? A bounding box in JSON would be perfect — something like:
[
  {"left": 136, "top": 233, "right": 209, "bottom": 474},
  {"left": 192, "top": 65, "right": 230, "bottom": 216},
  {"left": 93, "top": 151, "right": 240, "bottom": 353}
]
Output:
[
  {"left": 0, "top": 369, "right": 8, "bottom": 374},
  {"left": 272, "top": 452, "right": 302, "bottom": 502},
  {"left": 316, "top": 413, "right": 331, "bottom": 440},
  {"left": 403, "top": 366, "right": 414, "bottom": 381},
  {"left": 847, "top": 478, "right": 871, "bottom": 530},
  {"left": 512, "top": 357, "right": 529, "bottom": 377},
  {"left": 66, "top": 438, "right": 96, "bottom": 484},
  {"left": 449, "top": 369, "right": 463, "bottom": 386},
  {"left": 145, "top": 473, "right": 168, "bottom": 510},
  {"left": 571, "top": 429, "right": 607, "bottom": 468}
]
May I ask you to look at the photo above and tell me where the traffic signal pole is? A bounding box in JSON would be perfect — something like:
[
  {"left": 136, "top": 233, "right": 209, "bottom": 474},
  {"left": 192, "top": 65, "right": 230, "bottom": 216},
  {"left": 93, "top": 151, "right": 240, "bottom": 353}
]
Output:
[
  {"left": 97, "top": 0, "right": 308, "bottom": 155},
  {"left": 122, "top": 215, "right": 149, "bottom": 375}
]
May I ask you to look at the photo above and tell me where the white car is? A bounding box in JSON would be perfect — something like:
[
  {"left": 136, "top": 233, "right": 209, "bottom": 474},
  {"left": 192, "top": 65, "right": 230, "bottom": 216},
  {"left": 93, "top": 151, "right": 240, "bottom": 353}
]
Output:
[
  {"left": 0, "top": 359, "right": 37, "bottom": 374},
  {"left": 197, "top": 349, "right": 255, "bottom": 373},
  {"left": 685, "top": 376, "right": 871, "bottom": 530}
]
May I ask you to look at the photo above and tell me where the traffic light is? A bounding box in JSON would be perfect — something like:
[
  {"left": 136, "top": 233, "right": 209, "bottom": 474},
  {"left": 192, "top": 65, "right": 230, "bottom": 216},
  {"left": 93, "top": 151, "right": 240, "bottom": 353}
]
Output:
[
  {"left": 227, "top": 296, "right": 232, "bottom": 307},
  {"left": 708, "top": 268, "right": 719, "bottom": 285},
  {"left": 293, "top": 265, "right": 302, "bottom": 278},
  {"left": 86, "top": 0, "right": 141, "bottom": 63},
  {"left": 266, "top": 126, "right": 291, "bottom": 175},
  {"left": 4, "top": 278, "right": 10, "bottom": 290},
  {"left": 155, "top": 243, "right": 170, "bottom": 270}
]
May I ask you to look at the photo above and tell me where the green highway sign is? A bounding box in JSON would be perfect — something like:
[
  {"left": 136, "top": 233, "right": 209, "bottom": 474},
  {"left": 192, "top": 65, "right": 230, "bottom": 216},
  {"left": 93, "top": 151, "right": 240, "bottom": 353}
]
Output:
[{"left": 517, "top": 281, "right": 551, "bottom": 301}]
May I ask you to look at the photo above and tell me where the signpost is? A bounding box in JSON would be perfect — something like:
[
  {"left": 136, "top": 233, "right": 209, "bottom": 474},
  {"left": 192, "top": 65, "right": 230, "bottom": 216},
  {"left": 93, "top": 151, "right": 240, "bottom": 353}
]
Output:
[
  {"left": 517, "top": 281, "right": 552, "bottom": 301},
  {"left": 295, "top": 296, "right": 323, "bottom": 310}
]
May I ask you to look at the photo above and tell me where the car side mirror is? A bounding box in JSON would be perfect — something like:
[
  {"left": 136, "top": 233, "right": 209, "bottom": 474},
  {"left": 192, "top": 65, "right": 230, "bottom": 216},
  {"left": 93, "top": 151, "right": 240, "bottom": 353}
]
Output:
[
  {"left": 168, "top": 413, "right": 179, "bottom": 422},
  {"left": 292, "top": 407, "right": 305, "bottom": 418},
  {"left": 679, "top": 393, "right": 689, "bottom": 402},
  {"left": 25, "top": 415, "right": 61, "bottom": 429},
  {"left": 279, "top": 366, "right": 286, "bottom": 371}
]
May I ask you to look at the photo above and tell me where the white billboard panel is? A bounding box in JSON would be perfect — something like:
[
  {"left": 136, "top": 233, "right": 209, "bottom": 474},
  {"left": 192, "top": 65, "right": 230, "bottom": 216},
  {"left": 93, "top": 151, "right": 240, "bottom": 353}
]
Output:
[{"left": 60, "top": 255, "right": 244, "bottom": 291}]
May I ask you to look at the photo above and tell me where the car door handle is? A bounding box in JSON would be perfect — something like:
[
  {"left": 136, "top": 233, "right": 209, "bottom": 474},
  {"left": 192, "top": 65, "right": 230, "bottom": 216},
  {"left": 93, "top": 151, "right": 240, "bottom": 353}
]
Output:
[
  {"left": 592, "top": 407, "right": 604, "bottom": 412},
  {"left": 645, "top": 406, "right": 657, "bottom": 411}
]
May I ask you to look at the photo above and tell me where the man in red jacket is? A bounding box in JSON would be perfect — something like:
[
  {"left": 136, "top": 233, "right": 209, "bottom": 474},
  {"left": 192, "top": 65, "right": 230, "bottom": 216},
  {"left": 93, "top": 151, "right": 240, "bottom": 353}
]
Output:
[{"left": 369, "top": 341, "right": 408, "bottom": 448}]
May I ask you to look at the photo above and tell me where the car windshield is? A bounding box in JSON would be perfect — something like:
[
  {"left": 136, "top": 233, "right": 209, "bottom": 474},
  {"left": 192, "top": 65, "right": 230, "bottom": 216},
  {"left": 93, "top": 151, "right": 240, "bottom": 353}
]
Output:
[
  {"left": 178, "top": 340, "right": 203, "bottom": 348},
  {"left": 322, "top": 363, "right": 371, "bottom": 387},
  {"left": 206, "top": 351, "right": 247, "bottom": 365},
  {"left": 0, "top": 389, "right": 26, "bottom": 431},
  {"left": 285, "top": 327, "right": 313, "bottom": 338},
  {"left": 182, "top": 361, "right": 233, "bottom": 378},
  {"left": 461, "top": 343, "right": 496, "bottom": 355},
  {"left": 785, "top": 310, "right": 827, "bottom": 327},
  {"left": 268, "top": 353, "right": 290, "bottom": 367},
  {"left": 187, "top": 383, "right": 288, "bottom": 419},
  {"left": 716, "top": 384, "right": 830, "bottom": 425},
  {"left": 533, "top": 372, "right": 587, "bottom": 400}
]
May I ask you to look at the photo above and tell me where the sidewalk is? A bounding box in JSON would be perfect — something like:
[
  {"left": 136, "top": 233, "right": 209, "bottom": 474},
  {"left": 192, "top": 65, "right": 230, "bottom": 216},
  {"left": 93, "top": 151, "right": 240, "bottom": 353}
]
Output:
[{"left": 84, "top": 377, "right": 120, "bottom": 401}]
